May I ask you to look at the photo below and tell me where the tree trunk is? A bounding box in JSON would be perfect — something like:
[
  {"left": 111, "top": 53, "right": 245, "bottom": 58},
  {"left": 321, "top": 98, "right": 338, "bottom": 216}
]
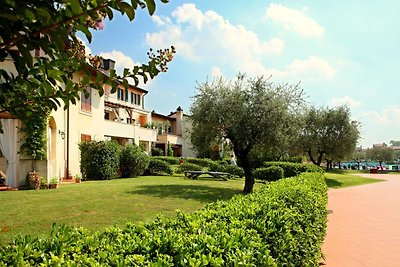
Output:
[
  {"left": 338, "top": 161, "right": 341, "bottom": 169},
  {"left": 307, "top": 149, "right": 324, "bottom": 166},
  {"left": 237, "top": 153, "right": 254, "bottom": 194}
]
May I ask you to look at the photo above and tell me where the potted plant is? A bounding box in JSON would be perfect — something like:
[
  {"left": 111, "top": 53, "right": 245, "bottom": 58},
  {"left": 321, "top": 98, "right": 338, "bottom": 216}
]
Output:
[
  {"left": 26, "top": 171, "right": 41, "bottom": 190},
  {"left": 74, "top": 174, "right": 82, "bottom": 183},
  {"left": 49, "top": 177, "right": 60, "bottom": 189},
  {"left": 40, "top": 178, "right": 48, "bottom": 189}
]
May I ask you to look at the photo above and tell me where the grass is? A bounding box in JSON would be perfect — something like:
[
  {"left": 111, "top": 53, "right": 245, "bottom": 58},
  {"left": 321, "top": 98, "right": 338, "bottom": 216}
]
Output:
[
  {"left": 325, "top": 172, "right": 385, "bottom": 189},
  {"left": 0, "top": 175, "right": 254, "bottom": 245}
]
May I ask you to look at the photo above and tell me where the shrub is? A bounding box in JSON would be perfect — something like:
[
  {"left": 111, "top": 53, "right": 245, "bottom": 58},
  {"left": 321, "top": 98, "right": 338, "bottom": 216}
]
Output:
[
  {"left": 145, "top": 159, "right": 173, "bottom": 175},
  {"left": 208, "top": 161, "right": 245, "bottom": 177},
  {"left": 264, "top": 161, "right": 324, "bottom": 178},
  {"left": 0, "top": 173, "right": 327, "bottom": 266},
  {"left": 120, "top": 144, "right": 150, "bottom": 178},
  {"left": 223, "top": 165, "right": 245, "bottom": 177},
  {"left": 253, "top": 166, "right": 284, "bottom": 181},
  {"left": 152, "top": 156, "right": 180, "bottom": 165},
  {"left": 151, "top": 147, "right": 164, "bottom": 156},
  {"left": 176, "top": 162, "right": 203, "bottom": 174},
  {"left": 184, "top": 157, "right": 214, "bottom": 167},
  {"left": 79, "top": 140, "right": 121, "bottom": 180}
]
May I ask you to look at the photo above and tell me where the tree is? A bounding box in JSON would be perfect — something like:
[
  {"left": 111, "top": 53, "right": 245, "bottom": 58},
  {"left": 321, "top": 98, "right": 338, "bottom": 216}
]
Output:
[
  {"left": 366, "top": 147, "right": 394, "bottom": 168},
  {"left": 353, "top": 150, "right": 367, "bottom": 170},
  {"left": 190, "top": 75, "right": 305, "bottom": 194},
  {"left": 390, "top": 140, "right": 400, "bottom": 146},
  {"left": 0, "top": 0, "right": 175, "bottom": 133},
  {"left": 297, "top": 106, "right": 360, "bottom": 170}
]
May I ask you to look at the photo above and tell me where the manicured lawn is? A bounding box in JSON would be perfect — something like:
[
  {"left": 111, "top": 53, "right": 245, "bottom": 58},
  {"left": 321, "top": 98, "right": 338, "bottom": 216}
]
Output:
[
  {"left": 0, "top": 175, "right": 253, "bottom": 244},
  {"left": 325, "top": 172, "right": 385, "bottom": 189}
]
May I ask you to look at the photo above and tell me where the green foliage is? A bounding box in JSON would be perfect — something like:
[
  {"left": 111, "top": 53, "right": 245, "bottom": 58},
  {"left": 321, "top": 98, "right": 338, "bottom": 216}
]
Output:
[
  {"left": 152, "top": 156, "right": 179, "bottom": 165},
  {"left": 297, "top": 106, "right": 360, "bottom": 167},
  {"left": 176, "top": 162, "right": 202, "bottom": 174},
  {"left": 264, "top": 162, "right": 324, "bottom": 178},
  {"left": 366, "top": 147, "right": 394, "bottom": 165},
  {"left": 190, "top": 75, "right": 305, "bottom": 193},
  {"left": 145, "top": 159, "right": 173, "bottom": 176},
  {"left": 19, "top": 107, "right": 50, "bottom": 161},
  {"left": 208, "top": 161, "right": 245, "bottom": 177},
  {"left": 120, "top": 144, "right": 150, "bottom": 178},
  {"left": 0, "top": 173, "right": 328, "bottom": 266},
  {"left": 253, "top": 166, "right": 284, "bottom": 181},
  {"left": 151, "top": 147, "right": 164, "bottom": 156},
  {"left": 284, "top": 156, "right": 304, "bottom": 163},
  {"left": 167, "top": 143, "right": 174, "bottom": 157},
  {"left": 184, "top": 157, "right": 214, "bottom": 167},
  {"left": 79, "top": 140, "right": 121, "bottom": 180}
]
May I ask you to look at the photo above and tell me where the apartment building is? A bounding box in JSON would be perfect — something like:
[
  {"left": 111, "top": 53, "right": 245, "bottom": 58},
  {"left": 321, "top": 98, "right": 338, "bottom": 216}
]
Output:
[{"left": 0, "top": 57, "right": 195, "bottom": 188}]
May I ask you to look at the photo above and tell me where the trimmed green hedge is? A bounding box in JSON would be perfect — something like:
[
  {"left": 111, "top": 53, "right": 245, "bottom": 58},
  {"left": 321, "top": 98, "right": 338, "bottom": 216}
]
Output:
[
  {"left": 184, "top": 157, "right": 214, "bottom": 167},
  {"left": 176, "top": 162, "right": 203, "bottom": 174},
  {"left": 79, "top": 140, "right": 121, "bottom": 180},
  {"left": 264, "top": 161, "right": 324, "bottom": 178},
  {"left": 151, "top": 156, "right": 180, "bottom": 165},
  {"left": 144, "top": 159, "right": 173, "bottom": 176},
  {"left": 0, "top": 173, "right": 327, "bottom": 266},
  {"left": 120, "top": 144, "right": 149, "bottom": 178},
  {"left": 254, "top": 166, "right": 284, "bottom": 181},
  {"left": 208, "top": 161, "right": 245, "bottom": 177}
]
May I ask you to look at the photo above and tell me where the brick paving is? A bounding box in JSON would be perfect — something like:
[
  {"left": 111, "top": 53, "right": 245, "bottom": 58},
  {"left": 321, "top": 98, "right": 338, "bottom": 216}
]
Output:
[{"left": 322, "top": 174, "right": 400, "bottom": 267}]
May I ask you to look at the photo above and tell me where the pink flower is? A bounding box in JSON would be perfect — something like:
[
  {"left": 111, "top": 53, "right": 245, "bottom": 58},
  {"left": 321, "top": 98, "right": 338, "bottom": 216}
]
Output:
[{"left": 95, "top": 20, "right": 104, "bottom": 30}]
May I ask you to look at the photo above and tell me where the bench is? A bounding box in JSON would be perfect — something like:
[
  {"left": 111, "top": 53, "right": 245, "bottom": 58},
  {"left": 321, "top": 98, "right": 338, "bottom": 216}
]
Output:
[{"left": 184, "top": 171, "right": 232, "bottom": 181}]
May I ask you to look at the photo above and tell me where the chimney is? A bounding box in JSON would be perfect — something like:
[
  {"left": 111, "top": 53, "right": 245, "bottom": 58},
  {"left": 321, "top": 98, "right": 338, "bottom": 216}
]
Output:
[{"left": 101, "top": 58, "right": 116, "bottom": 72}]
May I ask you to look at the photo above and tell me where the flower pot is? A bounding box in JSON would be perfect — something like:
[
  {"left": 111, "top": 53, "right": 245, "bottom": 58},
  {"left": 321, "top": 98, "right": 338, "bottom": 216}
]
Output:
[
  {"left": 75, "top": 178, "right": 81, "bottom": 184},
  {"left": 49, "top": 184, "right": 59, "bottom": 189}
]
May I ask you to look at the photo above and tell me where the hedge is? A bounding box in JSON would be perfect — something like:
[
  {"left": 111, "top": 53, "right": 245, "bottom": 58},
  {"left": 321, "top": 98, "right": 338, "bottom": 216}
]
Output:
[
  {"left": 176, "top": 162, "right": 203, "bottom": 174},
  {"left": 152, "top": 156, "right": 180, "bottom": 165},
  {"left": 264, "top": 161, "right": 324, "bottom": 178},
  {"left": 253, "top": 166, "right": 284, "bottom": 181},
  {"left": 120, "top": 144, "right": 149, "bottom": 178},
  {"left": 184, "top": 157, "right": 214, "bottom": 167},
  {"left": 209, "top": 161, "right": 245, "bottom": 177},
  {"left": 0, "top": 172, "right": 327, "bottom": 266},
  {"left": 144, "top": 159, "right": 173, "bottom": 176},
  {"left": 79, "top": 140, "right": 121, "bottom": 180}
]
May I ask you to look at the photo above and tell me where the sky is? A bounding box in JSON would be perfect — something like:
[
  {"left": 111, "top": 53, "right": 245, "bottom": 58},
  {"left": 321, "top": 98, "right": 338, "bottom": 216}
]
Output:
[{"left": 84, "top": 0, "right": 400, "bottom": 148}]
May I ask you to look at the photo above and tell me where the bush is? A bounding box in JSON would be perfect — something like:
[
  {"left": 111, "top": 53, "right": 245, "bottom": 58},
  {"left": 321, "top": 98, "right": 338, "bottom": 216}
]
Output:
[
  {"left": 208, "top": 161, "right": 245, "bottom": 177},
  {"left": 151, "top": 147, "right": 164, "bottom": 156},
  {"left": 0, "top": 173, "right": 327, "bottom": 266},
  {"left": 184, "top": 157, "right": 214, "bottom": 167},
  {"left": 79, "top": 140, "right": 121, "bottom": 180},
  {"left": 176, "top": 162, "right": 203, "bottom": 174},
  {"left": 264, "top": 161, "right": 324, "bottom": 178},
  {"left": 152, "top": 156, "right": 179, "bottom": 165},
  {"left": 253, "top": 166, "right": 284, "bottom": 181},
  {"left": 120, "top": 144, "right": 150, "bottom": 178},
  {"left": 145, "top": 159, "right": 173, "bottom": 176}
]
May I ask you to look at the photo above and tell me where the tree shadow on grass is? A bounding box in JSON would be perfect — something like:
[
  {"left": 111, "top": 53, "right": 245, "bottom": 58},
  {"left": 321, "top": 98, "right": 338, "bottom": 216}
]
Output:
[
  {"left": 127, "top": 184, "right": 241, "bottom": 203},
  {"left": 325, "top": 178, "right": 342, "bottom": 188}
]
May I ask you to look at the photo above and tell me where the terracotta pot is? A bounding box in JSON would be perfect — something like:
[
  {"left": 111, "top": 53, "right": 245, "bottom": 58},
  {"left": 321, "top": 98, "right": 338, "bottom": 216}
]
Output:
[
  {"left": 75, "top": 179, "right": 81, "bottom": 184},
  {"left": 49, "top": 184, "right": 59, "bottom": 189}
]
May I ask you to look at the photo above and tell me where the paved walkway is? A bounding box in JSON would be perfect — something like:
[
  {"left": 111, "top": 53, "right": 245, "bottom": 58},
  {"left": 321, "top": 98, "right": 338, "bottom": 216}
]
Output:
[{"left": 322, "top": 173, "right": 400, "bottom": 266}]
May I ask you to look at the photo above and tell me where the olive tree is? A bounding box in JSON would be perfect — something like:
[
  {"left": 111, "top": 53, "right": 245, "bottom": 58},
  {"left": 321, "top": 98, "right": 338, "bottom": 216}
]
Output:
[
  {"left": 190, "top": 75, "right": 305, "bottom": 194},
  {"left": 366, "top": 147, "right": 394, "bottom": 168},
  {"left": 297, "top": 106, "right": 360, "bottom": 170}
]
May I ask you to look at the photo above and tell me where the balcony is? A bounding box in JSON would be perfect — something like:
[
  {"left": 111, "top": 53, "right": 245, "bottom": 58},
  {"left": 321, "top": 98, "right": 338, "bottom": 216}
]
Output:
[
  {"left": 102, "top": 119, "right": 135, "bottom": 139},
  {"left": 138, "top": 127, "right": 157, "bottom": 142},
  {"left": 157, "top": 133, "right": 184, "bottom": 145}
]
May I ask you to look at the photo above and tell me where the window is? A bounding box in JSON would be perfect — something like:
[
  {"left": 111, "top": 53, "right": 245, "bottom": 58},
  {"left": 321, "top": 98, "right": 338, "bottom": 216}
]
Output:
[
  {"left": 81, "top": 87, "right": 92, "bottom": 112},
  {"left": 137, "top": 94, "right": 141, "bottom": 106},
  {"left": 104, "top": 112, "right": 110, "bottom": 120},
  {"left": 81, "top": 134, "right": 91, "bottom": 142},
  {"left": 125, "top": 89, "right": 129, "bottom": 102},
  {"left": 131, "top": 92, "right": 134, "bottom": 104},
  {"left": 117, "top": 88, "right": 124, "bottom": 100}
]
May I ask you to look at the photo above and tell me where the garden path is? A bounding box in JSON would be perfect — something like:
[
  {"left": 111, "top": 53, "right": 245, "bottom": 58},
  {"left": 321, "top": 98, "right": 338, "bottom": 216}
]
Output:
[{"left": 322, "top": 173, "right": 400, "bottom": 266}]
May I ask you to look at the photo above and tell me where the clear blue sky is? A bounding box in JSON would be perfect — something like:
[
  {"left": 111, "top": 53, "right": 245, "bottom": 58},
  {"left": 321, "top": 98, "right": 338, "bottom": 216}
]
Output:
[{"left": 84, "top": 1, "right": 400, "bottom": 148}]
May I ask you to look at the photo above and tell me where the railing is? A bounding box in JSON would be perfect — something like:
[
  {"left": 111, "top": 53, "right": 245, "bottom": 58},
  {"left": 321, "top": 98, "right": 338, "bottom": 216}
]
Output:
[{"left": 102, "top": 120, "right": 135, "bottom": 139}]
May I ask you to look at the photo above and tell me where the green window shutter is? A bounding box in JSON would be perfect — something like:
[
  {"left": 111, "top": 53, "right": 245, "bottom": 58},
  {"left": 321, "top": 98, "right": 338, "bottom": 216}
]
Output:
[{"left": 138, "top": 94, "right": 141, "bottom": 106}]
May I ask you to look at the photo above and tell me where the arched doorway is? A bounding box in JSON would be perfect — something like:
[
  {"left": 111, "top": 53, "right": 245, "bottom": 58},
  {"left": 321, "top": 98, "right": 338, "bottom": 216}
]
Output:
[{"left": 47, "top": 117, "right": 57, "bottom": 179}]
